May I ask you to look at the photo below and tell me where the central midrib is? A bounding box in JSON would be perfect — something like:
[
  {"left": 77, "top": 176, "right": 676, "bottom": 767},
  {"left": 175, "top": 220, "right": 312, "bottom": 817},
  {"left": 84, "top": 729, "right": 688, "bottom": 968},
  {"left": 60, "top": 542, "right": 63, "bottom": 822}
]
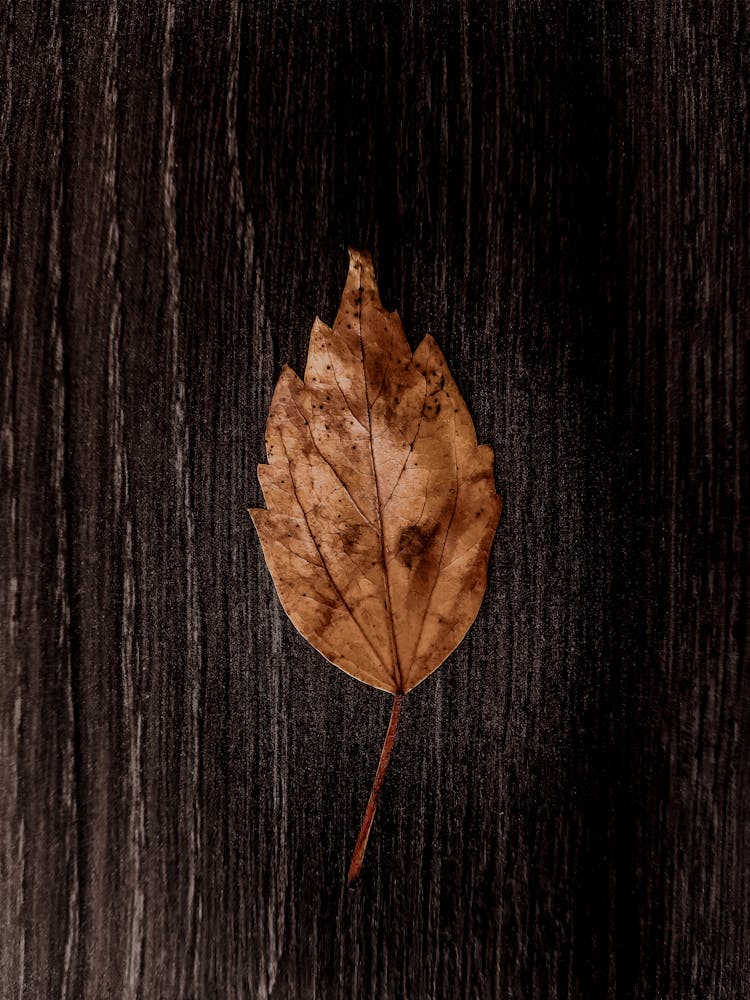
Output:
[{"left": 355, "top": 266, "right": 405, "bottom": 692}]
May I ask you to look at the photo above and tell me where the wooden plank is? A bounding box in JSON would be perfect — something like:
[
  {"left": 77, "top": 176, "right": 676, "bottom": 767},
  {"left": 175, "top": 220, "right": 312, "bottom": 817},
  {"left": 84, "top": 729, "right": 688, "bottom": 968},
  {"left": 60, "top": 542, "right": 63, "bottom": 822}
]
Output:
[{"left": 2, "top": 1, "right": 747, "bottom": 996}]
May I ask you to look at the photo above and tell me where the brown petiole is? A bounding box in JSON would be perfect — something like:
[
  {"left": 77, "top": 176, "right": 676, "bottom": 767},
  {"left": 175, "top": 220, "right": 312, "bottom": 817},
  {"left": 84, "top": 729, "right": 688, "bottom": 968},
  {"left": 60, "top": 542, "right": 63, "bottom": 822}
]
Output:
[{"left": 348, "top": 692, "right": 403, "bottom": 885}]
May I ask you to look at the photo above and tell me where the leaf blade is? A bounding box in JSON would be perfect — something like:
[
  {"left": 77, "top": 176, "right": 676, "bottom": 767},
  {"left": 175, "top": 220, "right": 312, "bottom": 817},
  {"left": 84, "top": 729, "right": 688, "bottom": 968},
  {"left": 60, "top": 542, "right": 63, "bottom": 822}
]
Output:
[{"left": 251, "top": 249, "right": 501, "bottom": 693}]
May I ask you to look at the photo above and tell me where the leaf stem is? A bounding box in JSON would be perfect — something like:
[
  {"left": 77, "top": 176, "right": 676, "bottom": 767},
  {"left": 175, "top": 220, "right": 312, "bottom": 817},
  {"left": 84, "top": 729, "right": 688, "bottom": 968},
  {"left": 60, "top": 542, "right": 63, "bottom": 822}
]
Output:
[{"left": 348, "top": 692, "right": 403, "bottom": 885}]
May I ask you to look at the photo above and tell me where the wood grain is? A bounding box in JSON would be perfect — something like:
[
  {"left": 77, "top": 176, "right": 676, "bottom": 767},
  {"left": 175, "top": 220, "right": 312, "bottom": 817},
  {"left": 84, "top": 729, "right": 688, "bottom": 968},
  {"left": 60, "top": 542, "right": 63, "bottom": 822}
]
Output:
[{"left": 2, "top": 2, "right": 748, "bottom": 997}]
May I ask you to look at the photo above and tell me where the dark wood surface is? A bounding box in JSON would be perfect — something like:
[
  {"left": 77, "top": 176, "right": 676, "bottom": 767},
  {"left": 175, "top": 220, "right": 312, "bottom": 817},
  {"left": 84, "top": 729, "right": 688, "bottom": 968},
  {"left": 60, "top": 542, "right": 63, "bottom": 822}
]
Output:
[{"left": 3, "top": 2, "right": 748, "bottom": 997}]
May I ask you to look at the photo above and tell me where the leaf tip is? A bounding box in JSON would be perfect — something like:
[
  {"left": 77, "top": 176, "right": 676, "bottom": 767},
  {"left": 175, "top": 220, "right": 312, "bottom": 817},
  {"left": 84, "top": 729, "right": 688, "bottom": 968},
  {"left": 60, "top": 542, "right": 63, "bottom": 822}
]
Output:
[
  {"left": 347, "top": 247, "right": 378, "bottom": 289},
  {"left": 347, "top": 246, "right": 372, "bottom": 265}
]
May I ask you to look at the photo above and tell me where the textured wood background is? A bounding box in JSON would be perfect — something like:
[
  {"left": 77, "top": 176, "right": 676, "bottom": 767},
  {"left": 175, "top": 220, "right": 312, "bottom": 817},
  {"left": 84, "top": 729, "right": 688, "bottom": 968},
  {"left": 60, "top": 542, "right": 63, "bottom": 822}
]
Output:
[{"left": 2, "top": 2, "right": 748, "bottom": 997}]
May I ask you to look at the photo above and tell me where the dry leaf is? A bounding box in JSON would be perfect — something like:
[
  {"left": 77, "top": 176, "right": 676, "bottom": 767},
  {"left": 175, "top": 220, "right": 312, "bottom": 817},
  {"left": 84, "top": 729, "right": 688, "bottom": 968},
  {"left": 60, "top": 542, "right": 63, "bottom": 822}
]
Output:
[{"left": 249, "top": 249, "right": 501, "bottom": 881}]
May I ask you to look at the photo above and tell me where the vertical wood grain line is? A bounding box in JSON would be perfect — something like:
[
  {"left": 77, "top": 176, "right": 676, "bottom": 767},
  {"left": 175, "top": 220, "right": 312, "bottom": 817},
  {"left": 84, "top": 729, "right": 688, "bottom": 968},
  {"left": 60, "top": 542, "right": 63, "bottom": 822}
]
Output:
[
  {"left": 0, "top": 2, "right": 22, "bottom": 995},
  {"left": 160, "top": 4, "right": 203, "bottom": 994},
  {"left": 100, "top": 3, "right": 146, "bottom": 994},
  {"left": 52, "top": 2, "right": 82, "bottom": 994}
]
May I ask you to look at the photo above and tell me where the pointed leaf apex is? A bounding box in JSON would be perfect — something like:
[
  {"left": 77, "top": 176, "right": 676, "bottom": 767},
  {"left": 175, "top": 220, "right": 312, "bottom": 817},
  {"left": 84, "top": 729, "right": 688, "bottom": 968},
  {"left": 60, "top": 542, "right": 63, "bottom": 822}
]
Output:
[
  {"left": 348, "top": 248, "right": 377, "bottom": 285},
  {"left": 347, "top": 247, "right": 372, "bottom": 265}
]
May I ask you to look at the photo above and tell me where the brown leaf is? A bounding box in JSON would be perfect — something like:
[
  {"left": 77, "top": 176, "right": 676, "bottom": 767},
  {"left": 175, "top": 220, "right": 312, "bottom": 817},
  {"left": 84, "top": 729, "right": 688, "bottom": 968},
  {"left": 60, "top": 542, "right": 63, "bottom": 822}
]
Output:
[
  {"left": 248, "top": 249, "right": 502, "bottom": 880},
  {"left": 250, "top": 249, "right": 502, "bottom": 693}
]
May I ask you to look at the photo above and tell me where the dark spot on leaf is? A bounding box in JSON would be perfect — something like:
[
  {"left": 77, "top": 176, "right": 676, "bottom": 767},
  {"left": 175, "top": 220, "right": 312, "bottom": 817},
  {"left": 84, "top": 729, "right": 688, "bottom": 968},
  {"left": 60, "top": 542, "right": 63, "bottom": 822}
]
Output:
[{"left": 397, "top": 522, "right": 439, "bottom": 564}]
